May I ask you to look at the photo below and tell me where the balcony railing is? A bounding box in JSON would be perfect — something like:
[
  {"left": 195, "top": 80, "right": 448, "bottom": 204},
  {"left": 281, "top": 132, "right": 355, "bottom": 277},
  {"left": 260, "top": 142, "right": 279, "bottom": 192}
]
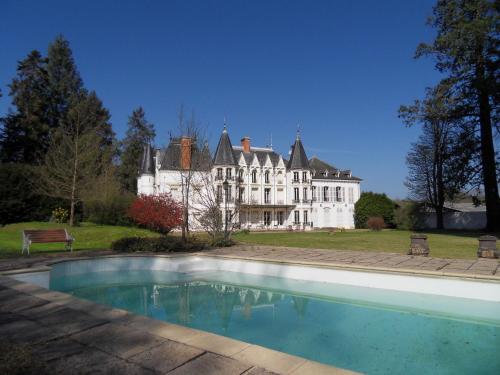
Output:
[
  {"left": 215, "top": 175, "right": 235, "bottom": 181},
  {"left": 292, "top": 199, "right": 300, "bottom": 203},
  {"left": 302, "top": 199, "right": 312, "bottom": 203},
  {"left": 292, "top": 179, "right": 301, "bottom": 184}
]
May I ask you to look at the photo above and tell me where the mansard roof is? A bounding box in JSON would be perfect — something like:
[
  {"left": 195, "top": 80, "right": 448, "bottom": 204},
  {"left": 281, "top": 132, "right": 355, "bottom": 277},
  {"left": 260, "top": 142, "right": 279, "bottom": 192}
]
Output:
[
  {"left": 158, "top": 138, "right": 212, "bottom": 171},
  {"left": 309, "top": 156, "right": 361, "bottom": 181},
  {"left": 213, "top": 128, "right": 237, "bottom": 166},
  {"left": 287, "top": 135, "right": 310, "bottom": 170},
  {"left": 139, "top": 143, "right": 154, "bottom": 175}
]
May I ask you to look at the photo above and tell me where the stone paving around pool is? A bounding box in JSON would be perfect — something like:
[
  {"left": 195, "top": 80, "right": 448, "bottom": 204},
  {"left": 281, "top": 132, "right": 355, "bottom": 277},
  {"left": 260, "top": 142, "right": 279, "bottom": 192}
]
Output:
[{"left": 208, "top": 245, "right": 500, "bottom": 278}]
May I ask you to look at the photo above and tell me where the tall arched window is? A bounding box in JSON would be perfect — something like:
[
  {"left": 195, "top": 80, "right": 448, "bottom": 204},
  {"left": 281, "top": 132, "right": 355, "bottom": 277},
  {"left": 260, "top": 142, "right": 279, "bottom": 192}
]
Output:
[
  {"left": 264, "top": 170, "right": 270, "bottom": 184},
  {"left": 251, "top": 170, "right": 257, "bottom": 183}
]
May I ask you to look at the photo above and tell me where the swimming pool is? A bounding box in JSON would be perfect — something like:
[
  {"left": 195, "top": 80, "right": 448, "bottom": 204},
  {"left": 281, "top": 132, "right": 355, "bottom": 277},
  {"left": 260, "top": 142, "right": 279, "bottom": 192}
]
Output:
[{"left": 13, "top": 256, "right": 500, "bottom": 374}]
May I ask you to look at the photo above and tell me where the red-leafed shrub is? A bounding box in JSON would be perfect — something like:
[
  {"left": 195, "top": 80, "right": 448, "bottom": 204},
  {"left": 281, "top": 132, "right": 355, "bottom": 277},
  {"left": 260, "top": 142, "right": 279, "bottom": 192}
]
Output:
[
  {"left": 367, "top": 216, "right": 385, "bottom": 231},
  {"left": 128, "top": 194, "right": 183, "bottom": 234}
]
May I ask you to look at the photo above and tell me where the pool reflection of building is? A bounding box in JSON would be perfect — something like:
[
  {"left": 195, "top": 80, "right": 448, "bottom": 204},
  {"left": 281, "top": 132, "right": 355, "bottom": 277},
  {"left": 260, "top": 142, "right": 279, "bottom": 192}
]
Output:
[{"left": 137, "top": 281, "right": 309, "bottom": 328}]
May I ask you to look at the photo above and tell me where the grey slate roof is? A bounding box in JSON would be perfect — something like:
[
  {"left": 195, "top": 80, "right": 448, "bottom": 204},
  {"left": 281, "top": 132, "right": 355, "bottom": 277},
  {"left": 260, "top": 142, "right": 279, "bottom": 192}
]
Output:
[
  {"left": 158, "top": 138, "right": 212, "bottom": 171},
  {"left": 213, "top": 128, "right": 237, "bottom": 166},
  {"left": 287, "top": 135, "right": 310, "bottom": 170},
  {"left": 139, "top": 143, "right": 154, "bottom": 175},
  {"left": 309, "top": 156, "right": 361, "bottom": 181}
]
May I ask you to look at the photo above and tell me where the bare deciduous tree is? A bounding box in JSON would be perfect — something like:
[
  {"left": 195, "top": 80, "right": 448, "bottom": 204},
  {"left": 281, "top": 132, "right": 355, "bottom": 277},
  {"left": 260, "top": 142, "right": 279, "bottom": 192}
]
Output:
[{"left": 38, "top": 98, "right": 104, "bottom": 226}]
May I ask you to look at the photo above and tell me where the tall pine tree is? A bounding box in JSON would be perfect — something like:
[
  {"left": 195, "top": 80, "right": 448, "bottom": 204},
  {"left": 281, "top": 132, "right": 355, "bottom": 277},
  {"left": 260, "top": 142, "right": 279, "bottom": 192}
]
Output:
[
  {"left": 119, "top": 107, "right": 155, "bottom": 193},
  {"left": 0, "top": 50, "right": 50, "bottom": 163},
  {"left": 416, "top": 0, "right": 499, "bottom": 231}
]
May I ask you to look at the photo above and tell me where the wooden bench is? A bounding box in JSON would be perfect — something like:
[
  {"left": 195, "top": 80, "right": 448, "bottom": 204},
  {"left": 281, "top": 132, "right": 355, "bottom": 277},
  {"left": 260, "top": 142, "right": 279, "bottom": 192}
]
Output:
[{"left": 22, "top": 229, "right": 74, "bottom": 255}]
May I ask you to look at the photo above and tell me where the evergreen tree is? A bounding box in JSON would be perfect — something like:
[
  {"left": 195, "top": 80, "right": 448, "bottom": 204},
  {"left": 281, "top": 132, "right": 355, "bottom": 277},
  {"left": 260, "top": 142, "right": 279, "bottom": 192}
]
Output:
[
  {"left": 416, "top": 0, "right": 499, "bottom": 231},
  {"left": 0, "top": 50, "right": 50, "bottom": 163},
  {"left": 46, "top": 35, "right": 84, "bottom": 130},
  {"left": 119, "top": 107, "right": 155, "bottom": 193}
]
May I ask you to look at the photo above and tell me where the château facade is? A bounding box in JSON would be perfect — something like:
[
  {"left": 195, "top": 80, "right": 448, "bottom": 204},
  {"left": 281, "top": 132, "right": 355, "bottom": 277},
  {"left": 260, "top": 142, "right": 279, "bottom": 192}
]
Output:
[{"left": 138, "top": 127, "right": 362, "bottom": 229}]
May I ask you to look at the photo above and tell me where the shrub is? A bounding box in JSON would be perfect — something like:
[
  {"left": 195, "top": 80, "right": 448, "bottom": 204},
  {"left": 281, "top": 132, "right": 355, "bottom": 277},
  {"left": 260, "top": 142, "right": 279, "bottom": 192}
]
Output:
[
  {"left": 210, "top": 236, "right": 236, "bottom": 247},
  {"left": 128, "top": 193, "right": 183, "bottom": 234},
  {"left": 239, "top": 228, "right": 250, "bottom": 235},
  {"left": 354, "top": 192, "right": 395, "bottom": 229},
  {"left": 394, "top": 201, "right": 426, "bottom": 230},
  {"left": 111, "top": 236, "right": 206, "bottom": 252},
  {"left": 51, "top": 207, "right": 69, "bottom": 223},
  {"left": 84, "top": 192, "right": 135, "bottom": 225},
  {"left": 367, "top": 216, "right": 385, "bottom": 231},
  {"left": 0, "top": 163, "right": 63, "bottom": 225}
]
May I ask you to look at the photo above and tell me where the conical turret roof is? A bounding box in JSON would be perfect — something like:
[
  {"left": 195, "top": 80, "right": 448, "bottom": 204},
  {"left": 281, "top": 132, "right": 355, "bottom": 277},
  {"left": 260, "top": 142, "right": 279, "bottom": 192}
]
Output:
[
  {"left": 287, "top": 133, "right": 309, "bottom": 170},
  {"left": 213, "top": 127, "right": 237, "bottom": 166},
  {"left": 139, "top": 143, "right": 155, "bottom": 175}
]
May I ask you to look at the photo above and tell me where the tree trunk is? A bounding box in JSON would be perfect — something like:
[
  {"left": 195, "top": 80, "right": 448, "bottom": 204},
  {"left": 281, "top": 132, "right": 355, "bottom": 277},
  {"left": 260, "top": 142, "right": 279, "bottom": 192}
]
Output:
[
  {"left": 435, "top": 205, "right": 444, "bottom": 230},
  {"left": 476, "top": 64, "right": 500, "bottom": 232}
]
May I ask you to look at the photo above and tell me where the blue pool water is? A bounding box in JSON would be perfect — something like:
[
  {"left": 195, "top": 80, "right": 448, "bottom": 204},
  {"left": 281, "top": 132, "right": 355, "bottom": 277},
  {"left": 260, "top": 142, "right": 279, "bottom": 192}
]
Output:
[{"left": 50, "top": 269, "right": 500, "bottom": 375}]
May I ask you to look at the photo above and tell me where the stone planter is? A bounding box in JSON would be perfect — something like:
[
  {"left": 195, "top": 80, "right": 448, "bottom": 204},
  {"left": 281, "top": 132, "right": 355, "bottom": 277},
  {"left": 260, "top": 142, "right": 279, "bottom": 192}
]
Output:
[
  {"left": 408, "top": 234, "right": 429, "bottom": 256},
  {"left": 477, "top": 236, "right": 498, "bottom": 259}
]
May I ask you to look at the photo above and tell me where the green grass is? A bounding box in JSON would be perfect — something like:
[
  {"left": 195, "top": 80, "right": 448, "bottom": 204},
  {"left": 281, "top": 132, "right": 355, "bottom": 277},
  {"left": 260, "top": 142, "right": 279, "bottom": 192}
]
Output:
[
  {"left": 0, "top": 222, "right": 159, "bottom": 257},
  {"left": 232, "top": 229, "right": 492, "bottom": 259}
]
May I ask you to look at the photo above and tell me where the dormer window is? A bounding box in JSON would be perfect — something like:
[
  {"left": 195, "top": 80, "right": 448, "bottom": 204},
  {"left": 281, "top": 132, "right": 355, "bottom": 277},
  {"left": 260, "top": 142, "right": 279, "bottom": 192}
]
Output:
[
  {"left": 251, "top": 170, "right": 257, "bottom": 183},
  {"left": 322, "top": 170, "right": 328, "bottom": 177},
  {"left": 238, "top": 169, "right": 244, "bottom": 180},
  {"left": 265, "top": 170, "right": 270, "bottom": 184}
]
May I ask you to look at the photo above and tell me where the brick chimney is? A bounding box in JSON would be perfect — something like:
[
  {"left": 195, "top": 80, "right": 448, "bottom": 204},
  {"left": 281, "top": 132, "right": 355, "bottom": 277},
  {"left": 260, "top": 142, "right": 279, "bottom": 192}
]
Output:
[
  {"left": 180, "top": 137, "right": 192, "bottom": 170},
  {"left": 241, "top": 136, "right": 251, "bottom": 153}
]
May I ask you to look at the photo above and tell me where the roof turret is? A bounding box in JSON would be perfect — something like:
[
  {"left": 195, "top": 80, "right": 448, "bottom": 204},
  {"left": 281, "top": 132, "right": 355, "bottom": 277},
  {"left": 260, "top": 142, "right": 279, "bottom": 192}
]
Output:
[
  {"left": 287, "top": 132, "right": 309, "bottom": 170},
  {"left": 213, "top": 127, "right": 237, "bottom": 165}
]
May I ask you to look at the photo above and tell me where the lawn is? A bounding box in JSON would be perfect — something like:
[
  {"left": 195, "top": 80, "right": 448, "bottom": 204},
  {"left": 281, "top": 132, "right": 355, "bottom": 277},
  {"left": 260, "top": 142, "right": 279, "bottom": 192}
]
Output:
[
  {"left": 0, "top": 222, "right": 159, "bottom": 257},
  {"left": 0, "top": 222, "right": 492, "bottom": 260},
  {"left": 232, "top": 229, "right": 490, "bottom": 259}
]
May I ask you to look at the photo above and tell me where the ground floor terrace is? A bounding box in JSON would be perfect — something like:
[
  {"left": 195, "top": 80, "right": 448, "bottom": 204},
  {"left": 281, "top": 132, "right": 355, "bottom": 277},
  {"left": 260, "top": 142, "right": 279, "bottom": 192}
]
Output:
[
  {"left": 0, "top": 245, "right": 498, "bottom": 374},
  {"left": 238, "top": 205, "right": 354, "bottom": 230}
]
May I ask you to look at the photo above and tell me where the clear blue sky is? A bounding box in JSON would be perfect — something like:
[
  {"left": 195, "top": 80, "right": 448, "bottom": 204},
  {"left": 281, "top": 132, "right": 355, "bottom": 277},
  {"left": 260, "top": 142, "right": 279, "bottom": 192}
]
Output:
[{"left": 1, "top": 0, "right": 441, "bottom": 199}]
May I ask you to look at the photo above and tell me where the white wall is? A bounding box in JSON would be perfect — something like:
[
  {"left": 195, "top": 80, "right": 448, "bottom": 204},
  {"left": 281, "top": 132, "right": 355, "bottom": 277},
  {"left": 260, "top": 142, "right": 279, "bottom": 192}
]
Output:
[{"left": 424, "top": 212, "right": 486, "bottom": 230}]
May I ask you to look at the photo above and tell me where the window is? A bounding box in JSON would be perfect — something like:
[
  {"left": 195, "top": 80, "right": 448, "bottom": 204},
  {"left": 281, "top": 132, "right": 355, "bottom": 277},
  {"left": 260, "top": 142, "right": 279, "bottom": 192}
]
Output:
[
  {"left": 264, "top": 211, "right": 271, "bottom": 226},
  {"left": 323, "top": 186, "right": 329, "bottom": 202},
  {"left": 216, "top": 185, "right": 222, "bottom": 201},
  {"left": 239, "top": 187, "right": 245, "bottom": 202},
  {"left": 294, "top": 187, "right": 300, "bottom": 201},
  {"left": 217, "top": 168, "right": 223, "bottom": 179},
  {"left": 226, "top": 168, "right": 232, "bottom": 178},
  {"left": 239, "top": 169, "right": 244, "bottom": 180},
  {"left": 251, "top": 187, "right": 258, "bottom": 203},
  {"left": 303, "top": 210, "right": 308, "bottom": 224},
  {"left": 312, "top": 186, "right": 317, "bottom": 201},
  {"left": 227, "top": 186, "right": 232, "bottom": 201},
  {"left": 293, "top": 172, "right": 299, "bottom": 182},
  {"left": 264, "top": 188, "right": 271, "bottom": 203},
  {"left": 303, "top": 187, "right": 308, "bottom": 201},
  {"left": 251, "top": 170, "right": 257, "bottom": 183},
  {"left": 348, "top": 187, "right": 353, "bottom": 203},
  {"left": 277, "top": 171, "right": 283, "bottom": 184},
  {"left": 336, "top": 186, "right": 342, "bottom": 202},
  {"left": 265, "top": 170, "right": 270, "bottom": 183},
  {"left": 294, "top": 210, "right": 300, "bottom": 224},
  {"left": 302, "top": 171, "right": 307, "bottom": 182},
  {"left": 277, "top": 211, "right": 284, "bottom": 225}
]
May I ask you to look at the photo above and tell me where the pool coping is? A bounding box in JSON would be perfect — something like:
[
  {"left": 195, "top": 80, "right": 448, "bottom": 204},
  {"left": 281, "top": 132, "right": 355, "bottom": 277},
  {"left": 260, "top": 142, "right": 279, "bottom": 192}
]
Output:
[{"left": 1, "top": 251, "right": 499, "bottom": 374}]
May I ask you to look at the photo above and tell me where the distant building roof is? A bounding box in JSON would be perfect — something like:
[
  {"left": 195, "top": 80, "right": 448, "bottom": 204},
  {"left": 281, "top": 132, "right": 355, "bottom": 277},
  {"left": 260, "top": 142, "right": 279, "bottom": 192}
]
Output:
[{"left": 443, "top": 202, "right": 486, "bottom": 212}]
